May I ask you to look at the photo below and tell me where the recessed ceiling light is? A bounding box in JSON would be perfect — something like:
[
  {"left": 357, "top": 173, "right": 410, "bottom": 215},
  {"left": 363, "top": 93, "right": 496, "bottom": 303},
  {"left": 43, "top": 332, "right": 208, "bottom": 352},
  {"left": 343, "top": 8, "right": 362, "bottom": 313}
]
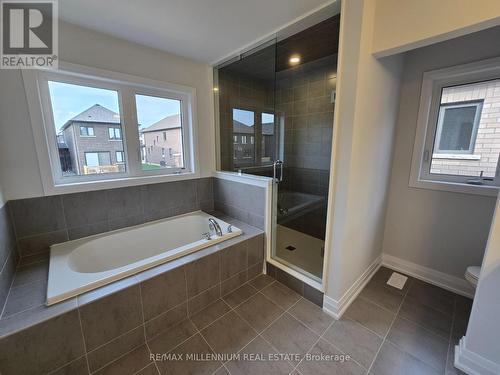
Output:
[
  {"left": 213, "top": 87, "right": 219, "bottom": 92},
  {"left": 289, "top": 55, "right": 301, "bottom": 65}
]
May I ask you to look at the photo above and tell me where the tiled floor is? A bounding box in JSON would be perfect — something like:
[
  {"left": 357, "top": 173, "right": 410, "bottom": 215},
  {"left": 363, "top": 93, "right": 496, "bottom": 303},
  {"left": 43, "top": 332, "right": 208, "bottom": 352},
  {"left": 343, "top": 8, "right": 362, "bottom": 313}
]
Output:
[{"left": 71, "top": 267, "right": 471, "bottom": 375}]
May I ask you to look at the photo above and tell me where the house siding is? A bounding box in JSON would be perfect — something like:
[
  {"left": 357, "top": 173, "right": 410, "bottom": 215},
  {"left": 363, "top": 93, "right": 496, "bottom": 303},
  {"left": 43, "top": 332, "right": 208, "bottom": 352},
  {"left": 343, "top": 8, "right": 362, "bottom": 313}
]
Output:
[{"left": 64, "top": 122, "right": 125, "bottom": 174}]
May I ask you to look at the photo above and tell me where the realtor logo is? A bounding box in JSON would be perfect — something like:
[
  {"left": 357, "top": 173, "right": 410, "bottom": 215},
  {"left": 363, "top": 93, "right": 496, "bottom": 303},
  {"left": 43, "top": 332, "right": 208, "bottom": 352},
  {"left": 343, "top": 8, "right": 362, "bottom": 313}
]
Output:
[{"left": 1, "top": 0, "right": 58, "bottom": 68}]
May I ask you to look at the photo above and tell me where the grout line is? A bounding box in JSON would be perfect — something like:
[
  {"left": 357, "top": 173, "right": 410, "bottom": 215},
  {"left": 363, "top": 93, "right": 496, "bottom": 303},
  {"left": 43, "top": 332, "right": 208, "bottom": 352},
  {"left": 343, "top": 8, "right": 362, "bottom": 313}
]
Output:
[
  {"left": 76, "top": 307, "right": 92, "bottom": 375},
  {"left": 131, "top": 362, "right": 156, "bottom": 375},
  {"left": 144, "top": 341, "right": 162, "bottom": 375},
  {"left": 366, "top": 278, "right": 412, "bottom": 374},
  {"left": 87, "top": 324, "right": 144, "bottom": 356},
  {"left": 184, "top": 267, "right": 190, "bottom": 317},
  {"left": 0, "top": 253, "right": 20, "bottom": 319},
  {"left": 1, "top": 301, "right": 46, "bottom": 321},
  {"left": 89, "top": 338, "right": 146, "bottom": 374},
  {"left": 152, "top": 277, "right": 269, "bottom": 362},
  {"left": 288, "top": 317, "right": 336, "bottom": 374},
  {"left": 253, "top": 297, "right": 303, "bottom": 369},
  {"left": 211, "top": 282, "right": 303, "bottom": 371},
  {"left": 90, "top": 340, "right": 146, "bottom": 374},
  {"left": 45, "top": 354, "right": 88, "bottom": 375},
  {"left": 137, "top": 283, "right": 150, "bottom": 345},
  {"left": 137, "top": 281, "right": 162, "bottom": 375}
]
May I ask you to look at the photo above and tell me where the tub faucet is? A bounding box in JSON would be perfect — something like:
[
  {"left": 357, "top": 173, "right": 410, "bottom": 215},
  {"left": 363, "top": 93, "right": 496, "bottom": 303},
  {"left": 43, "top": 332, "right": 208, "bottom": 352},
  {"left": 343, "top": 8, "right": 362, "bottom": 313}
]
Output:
[{"left": 208, "top": 218, "right": 223, "bottom": 236}]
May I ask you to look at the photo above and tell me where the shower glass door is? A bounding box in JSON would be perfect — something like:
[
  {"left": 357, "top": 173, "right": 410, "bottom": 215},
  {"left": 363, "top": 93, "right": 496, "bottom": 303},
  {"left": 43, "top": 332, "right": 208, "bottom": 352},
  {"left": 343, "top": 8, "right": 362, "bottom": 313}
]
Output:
[{"left": 215, "top": 15, "right": 339, "bottom": 283}]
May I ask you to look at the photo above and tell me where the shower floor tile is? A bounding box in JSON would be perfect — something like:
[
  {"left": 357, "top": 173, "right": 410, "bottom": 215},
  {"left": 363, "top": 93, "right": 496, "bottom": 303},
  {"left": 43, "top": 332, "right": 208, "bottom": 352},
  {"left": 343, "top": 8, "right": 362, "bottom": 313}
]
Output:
[{"left": 275, "top": 225, "right": 324, "bottom": 279}]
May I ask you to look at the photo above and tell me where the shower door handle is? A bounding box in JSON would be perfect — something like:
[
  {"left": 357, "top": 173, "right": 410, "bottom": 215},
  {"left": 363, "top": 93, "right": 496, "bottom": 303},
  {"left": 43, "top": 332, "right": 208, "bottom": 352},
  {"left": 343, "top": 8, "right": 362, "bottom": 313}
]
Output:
[{"left": 273, "top": 160, "right": 283, "bottom": 183}]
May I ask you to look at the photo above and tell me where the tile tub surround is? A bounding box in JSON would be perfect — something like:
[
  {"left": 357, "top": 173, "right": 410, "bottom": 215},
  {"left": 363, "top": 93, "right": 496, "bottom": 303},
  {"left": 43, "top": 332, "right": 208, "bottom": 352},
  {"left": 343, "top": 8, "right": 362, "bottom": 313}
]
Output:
[
  {"left": 266, "top": 262, "right": 324, "bottom": 307},
  {"left": 0, "top": 203, "right": 18, "bottom": 312},
  {"left": 8, "top": 177, "right": 215, "bottom": 258},
  {"left": 214, "top": 178, "right": 266, "bottom": 230},
  {"left": 0, "top": 218, "right": 264, "bottom": 374}
]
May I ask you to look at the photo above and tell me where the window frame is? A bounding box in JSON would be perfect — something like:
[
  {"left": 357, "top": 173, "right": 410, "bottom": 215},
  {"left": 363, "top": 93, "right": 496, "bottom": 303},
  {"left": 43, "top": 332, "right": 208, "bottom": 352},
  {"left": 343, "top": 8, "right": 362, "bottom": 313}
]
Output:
[
  {"left": 409, "top": 57, "right": 500, "bottom": 196},
  {"left": 22, "top": 62, "right": 199, "bottom": 195},
  {"left": 108, "top": 126, "right": 122, "bottom": 140},
  {"left": 80, "top": 126, "right": 95, "bottom": 137},
  {"left": 116, "top": 151, "right": 124, "bottom": 164},
  {"left": 84, "top": 151, "right": 112, "bottom": 167}
]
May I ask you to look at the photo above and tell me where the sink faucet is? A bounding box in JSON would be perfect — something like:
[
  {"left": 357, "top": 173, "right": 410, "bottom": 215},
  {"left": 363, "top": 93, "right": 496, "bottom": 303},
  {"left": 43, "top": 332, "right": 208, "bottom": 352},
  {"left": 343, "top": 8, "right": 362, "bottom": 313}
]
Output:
[{"left": 208, "top": 218, "right": 223, "bottom": 236}]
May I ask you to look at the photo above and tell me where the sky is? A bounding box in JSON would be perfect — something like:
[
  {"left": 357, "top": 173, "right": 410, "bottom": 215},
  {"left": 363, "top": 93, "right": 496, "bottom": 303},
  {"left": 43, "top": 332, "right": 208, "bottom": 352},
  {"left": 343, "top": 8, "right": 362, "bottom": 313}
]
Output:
[{"left": 48, "top": 81, "right": 181, "bottom": 131}]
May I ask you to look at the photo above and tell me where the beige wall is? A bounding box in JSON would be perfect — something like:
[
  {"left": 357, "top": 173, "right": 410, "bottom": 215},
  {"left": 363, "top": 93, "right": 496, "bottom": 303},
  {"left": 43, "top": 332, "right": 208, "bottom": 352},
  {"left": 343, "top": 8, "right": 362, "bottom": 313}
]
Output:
[
  {"left": 373, "top": 0, "right": 500, "bottom": 57},
  {"left": 0, "top": 21, "right": 215, "bottom": 200},
  {"left": 382, "top": 27, "right": 500, "bottom": 280},
  {"left": 325, "top": 0, "right": 403, "bottom": 302}
]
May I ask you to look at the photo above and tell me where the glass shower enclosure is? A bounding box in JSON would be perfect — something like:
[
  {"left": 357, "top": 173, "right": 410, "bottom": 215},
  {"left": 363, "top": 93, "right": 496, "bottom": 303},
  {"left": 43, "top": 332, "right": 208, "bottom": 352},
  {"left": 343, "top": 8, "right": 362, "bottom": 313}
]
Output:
[{"left": 214, "top": 16, "right": 340, "bottom": 283}]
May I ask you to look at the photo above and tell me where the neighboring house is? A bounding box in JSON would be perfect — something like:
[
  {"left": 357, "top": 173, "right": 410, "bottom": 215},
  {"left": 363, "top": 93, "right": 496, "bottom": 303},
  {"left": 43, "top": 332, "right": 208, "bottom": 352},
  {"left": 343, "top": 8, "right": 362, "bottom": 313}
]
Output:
[
  {"left": 59, "top": 104, "right": 125, "bottom": 175},
  {"left": 141, "top": 114, "right": 183, "bottom": 168},
  {"left": 232, "top": 119, "right": 274, "bottom": 167},
  {"left": 430, "top": 79, "right": 500, "bottom": 178}
]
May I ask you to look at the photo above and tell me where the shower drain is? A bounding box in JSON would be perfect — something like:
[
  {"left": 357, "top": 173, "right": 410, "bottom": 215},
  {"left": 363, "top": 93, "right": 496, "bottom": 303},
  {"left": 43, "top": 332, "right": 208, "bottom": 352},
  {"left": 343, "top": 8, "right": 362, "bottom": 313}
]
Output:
[{"left": 285, "top": 245, "right": 296, "bottom": 251}]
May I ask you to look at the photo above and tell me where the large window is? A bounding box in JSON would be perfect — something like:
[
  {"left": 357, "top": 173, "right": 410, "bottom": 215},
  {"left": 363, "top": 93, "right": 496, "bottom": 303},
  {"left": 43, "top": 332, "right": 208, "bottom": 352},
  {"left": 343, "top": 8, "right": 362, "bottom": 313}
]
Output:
[
  {"left": 136, "top": 94, "right": 184, "bottom": 171},
  {"left": 48, "top": 81, "right": 125, "bottom": 177},
  {"left": 23, "top": 63, "right": 196, "bottom": 194},
  {"left": 410, "top": 58, "right": 500, "bottom": 195}
]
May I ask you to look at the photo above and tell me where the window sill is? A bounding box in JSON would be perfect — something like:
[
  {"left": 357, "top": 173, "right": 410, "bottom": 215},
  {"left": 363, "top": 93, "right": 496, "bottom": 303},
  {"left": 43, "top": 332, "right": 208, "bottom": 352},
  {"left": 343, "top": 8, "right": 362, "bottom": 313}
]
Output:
[
  {"left": 432, "top": 153, "right": 481, "bottom": 160},
  {"left": 409, "top": 178, "right": 498, "bottom": 197},
  {"left": 44, "top": 171, "right": 200, "bottom": 196}
]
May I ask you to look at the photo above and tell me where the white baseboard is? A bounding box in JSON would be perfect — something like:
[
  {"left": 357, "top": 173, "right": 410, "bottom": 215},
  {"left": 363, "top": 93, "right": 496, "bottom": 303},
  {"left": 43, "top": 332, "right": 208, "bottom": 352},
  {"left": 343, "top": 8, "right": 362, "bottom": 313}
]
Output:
[
  {"left": 382, "top": 254, "right": 475, "bottom": 298},
  {"left": 455, "top": 337, "right": 500, "bottom": 375},
  {"left": 323, "top": 255, "right": 382, "bottom": 319}
]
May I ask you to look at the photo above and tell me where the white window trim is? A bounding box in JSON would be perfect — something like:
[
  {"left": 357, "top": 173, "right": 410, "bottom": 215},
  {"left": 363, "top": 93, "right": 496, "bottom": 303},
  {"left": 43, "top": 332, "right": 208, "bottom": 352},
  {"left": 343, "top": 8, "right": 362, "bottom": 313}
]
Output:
[
  {"left": 22, "top": 61, "right": 200, "bottom": 195},
  {"left": 409, "top": 57, "right": 500, "bottom": 197}
]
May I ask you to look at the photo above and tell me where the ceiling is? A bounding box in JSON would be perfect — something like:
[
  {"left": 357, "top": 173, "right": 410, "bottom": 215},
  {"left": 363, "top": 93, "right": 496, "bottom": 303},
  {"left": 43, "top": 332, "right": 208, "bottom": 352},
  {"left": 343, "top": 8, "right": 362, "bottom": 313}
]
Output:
[{"left": 59, "top": 0, "right": 336, "bottom": 64}]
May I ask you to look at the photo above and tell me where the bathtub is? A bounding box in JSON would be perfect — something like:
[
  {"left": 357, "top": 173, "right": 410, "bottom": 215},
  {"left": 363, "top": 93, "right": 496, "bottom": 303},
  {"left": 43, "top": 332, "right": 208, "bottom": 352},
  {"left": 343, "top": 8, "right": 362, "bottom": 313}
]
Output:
[
  {"left": 47, "top": 211, "right": 241, "bottom": 305},
  {"left": 277, "top": 191, "right": 325, "bottom": 223}
]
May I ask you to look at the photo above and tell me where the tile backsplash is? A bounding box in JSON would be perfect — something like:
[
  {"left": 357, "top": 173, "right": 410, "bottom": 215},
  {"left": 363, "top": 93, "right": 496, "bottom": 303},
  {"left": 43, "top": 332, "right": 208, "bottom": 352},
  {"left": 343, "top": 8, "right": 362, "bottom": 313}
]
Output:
[
  {"left": 8, "top": 178, "right": 214, "bottom": 258},
  {"left": 5, "top": 176, "right": 268, "bottom": 260},
  {"left": 213, "top": 178, "right": 266, "bottom": 230}
]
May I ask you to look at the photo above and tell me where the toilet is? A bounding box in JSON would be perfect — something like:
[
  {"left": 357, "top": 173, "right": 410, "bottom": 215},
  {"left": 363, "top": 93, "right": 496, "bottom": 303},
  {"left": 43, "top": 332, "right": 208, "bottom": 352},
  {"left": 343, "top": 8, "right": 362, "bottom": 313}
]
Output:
[{"left": 465, "top": 266, "right": 481, "bottom": 288}]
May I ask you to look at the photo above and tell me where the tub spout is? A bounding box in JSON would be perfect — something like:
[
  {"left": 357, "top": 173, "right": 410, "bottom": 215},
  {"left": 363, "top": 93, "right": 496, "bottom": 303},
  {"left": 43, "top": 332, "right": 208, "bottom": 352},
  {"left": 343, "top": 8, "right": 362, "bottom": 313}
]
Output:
[{"left": 208, "top": 218, "right": 223, "bottom": 236}]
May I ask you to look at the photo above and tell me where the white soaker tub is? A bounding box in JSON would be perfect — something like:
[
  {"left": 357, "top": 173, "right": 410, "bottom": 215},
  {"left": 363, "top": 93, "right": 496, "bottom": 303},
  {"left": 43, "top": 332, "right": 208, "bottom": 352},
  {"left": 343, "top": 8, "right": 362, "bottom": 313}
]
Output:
[{"left": 47, "top": 211, "right": 241, "bottom": 305}]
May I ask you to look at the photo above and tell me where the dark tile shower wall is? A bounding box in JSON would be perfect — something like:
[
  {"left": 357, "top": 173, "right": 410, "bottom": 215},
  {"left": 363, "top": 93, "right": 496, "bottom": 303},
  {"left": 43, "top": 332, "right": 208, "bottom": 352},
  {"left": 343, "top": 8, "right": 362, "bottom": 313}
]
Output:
[
  {"left": 0, "top": 204, "right": 18, "bottom": 310},
  {"left": 277, "top": 55, "right": 336, "bottom": 174},
  {"left": 213, "top": 178, "right": 266, "bottom": 230},
  {"left": 0, "top": 233, "right": 264, "bottom": 374},
  {"left": 8, "top": 178, "right": 214, "bottom": 258},
  {"left": 274, "top": 56, "right": 336, "bottom": 240}
]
